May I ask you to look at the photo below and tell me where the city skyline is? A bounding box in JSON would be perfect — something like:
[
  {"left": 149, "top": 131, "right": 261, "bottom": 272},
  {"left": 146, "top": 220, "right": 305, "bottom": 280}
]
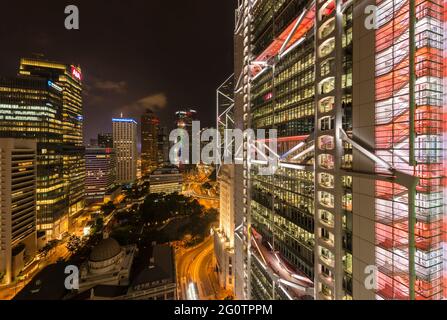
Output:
[{"left": 0, "top": 0, "right": 237, "bottom": 144}]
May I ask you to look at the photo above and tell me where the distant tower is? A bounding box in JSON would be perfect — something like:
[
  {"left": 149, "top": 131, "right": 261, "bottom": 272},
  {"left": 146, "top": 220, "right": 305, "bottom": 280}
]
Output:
[
  {"left": 141, "top": 110, "right": 160, "bottom": 175},
  {"left": 112, "top": 118, "right": 138, "bottom": 185},
  {"left": 174, "top": 109, "right": 198, "bottom": 171}
]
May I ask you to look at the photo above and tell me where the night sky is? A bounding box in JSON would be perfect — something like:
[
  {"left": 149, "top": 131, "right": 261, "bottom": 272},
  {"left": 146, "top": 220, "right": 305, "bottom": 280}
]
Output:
[{"left": 0, "top": 0, "right": 237, "bottom": 144}]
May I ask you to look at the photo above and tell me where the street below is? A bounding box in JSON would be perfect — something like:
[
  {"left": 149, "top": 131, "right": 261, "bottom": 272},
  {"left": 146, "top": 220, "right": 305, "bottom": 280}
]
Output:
[{"left": 176, "top": 237, "right": 224, "bottom": 300}]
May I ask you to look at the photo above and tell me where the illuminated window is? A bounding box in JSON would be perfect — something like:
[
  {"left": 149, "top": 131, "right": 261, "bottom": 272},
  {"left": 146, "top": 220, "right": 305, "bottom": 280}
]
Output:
[
  {"left": 319, "top": 117, "right": 334, "bottom": 132},
  {"left": 318, "top": 38, "right": 335, "bottom": 58},
  {"left": 319, "top": 191, "right": 334, "bottom": 208},
  {"left": 319, "top": 17, "right": 335, "bottom": 39},
  {"left": 318, "top": 154, "right": 334, "bottom": 170},
  {"left": 319, "top": 77, "right": 335, "bottom": 94},
  {"left": 318, "top": 173, "right": 334, "bottom": 188},
  {"left": 319, "top": 97, "right": 334, "bottom": 113},
  {"left": 319, "top": 209, "right": 334, "bottom": 226}
]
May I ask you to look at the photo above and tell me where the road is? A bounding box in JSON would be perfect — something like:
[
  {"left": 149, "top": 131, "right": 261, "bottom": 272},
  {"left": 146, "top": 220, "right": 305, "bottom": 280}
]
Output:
[
  {"left": 0, "top": 241, "right": 70, "bottom": 300},
  {"left": 176, "top": 237, "right": 223, "bottom": 300}
]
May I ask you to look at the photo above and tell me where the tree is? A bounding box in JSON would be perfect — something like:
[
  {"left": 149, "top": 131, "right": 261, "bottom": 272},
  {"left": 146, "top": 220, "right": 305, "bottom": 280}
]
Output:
[
  {"left": 93, "top": 217, "right": 104, "bottom": 234},
  {"left": 39, "top": 240, "right": 59, "bottom": 258},
  {"left": 101, "top": 201, "right": 116, "bottom": 216},
  {"left": 66, "top": 235, "right": 82, "bottom": 254}
]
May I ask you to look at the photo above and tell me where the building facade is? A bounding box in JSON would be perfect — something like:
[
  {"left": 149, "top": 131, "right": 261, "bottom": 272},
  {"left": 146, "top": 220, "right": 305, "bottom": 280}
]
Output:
[
  {"left": 148, "top": 165, "right": 183, "bottom": 195},
  {"left": 233, "top": 0, "right": 446, "bottom": 300},
  {"left": 173, "top": 109, "right": 198, "bottom": 169},
  {"left": 158, "top": 126, "right": 170, "bottom": 164},
  {"left": 141, "top": 110, "right": 160, "bottom": 175},
  {"left": 0, "top": 74, "right": 72, "bottom": 239},
  {"left": 19, "top": 58, "right": 85, "bottom": 223},
  {"left": 85, "top": 147, "right": 117, "bottom": 203},
  {"left": 113, "top": 118, "right": 138, "bottom": 185},
  {"left": 214, "top": 165, "right": 235, "bottom": 292},
  {"left": 0, "top": 139, "right": 37, "bottom": 284}
]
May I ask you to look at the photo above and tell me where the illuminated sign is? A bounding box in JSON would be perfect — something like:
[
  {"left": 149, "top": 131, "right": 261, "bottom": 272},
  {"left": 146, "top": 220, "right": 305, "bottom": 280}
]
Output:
[
  {"left": 48, "top": 80, "right": 63, "bottom": 92},
  {"left": 264, "top": 92, "right": 273, "bottom": 101},
  {"left": 112, "top": 118, "right": 137, "bottom": 124},
  {"left": 71, "top": 66, "right": 82, "bottom": 81}
]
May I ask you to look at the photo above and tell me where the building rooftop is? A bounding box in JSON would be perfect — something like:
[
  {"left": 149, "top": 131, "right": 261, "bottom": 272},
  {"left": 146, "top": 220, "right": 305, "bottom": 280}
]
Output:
[
  {"left": 130, "top": 245, "right": 175, "bottom": 289},
  {"left": 89, "top": 237, "right": 122, "bottom": 263}
]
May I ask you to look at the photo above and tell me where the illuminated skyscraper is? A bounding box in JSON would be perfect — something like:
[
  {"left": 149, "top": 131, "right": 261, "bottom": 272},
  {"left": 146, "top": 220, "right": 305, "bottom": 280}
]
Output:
[
  {"left": 113, "top": 118, "right": 138, "bottom": 185},
  {"left": 214, "top": 75, "right": 236, "bottom": 293},
  {"left": 18, "top": 57, "right": 85, "bottom": 227},
  {"left": 85, "top": 147, "right": 117, "bottom": 203},
  {"left": 0, "top": 139, "right": 37, "bottom": 284},
  {"left": 233, "top": 0, "right": 446, "bottom": 300},
  {"left": 0, "top": 75, "right": 69, "bottom": 238},
  {"left": 157, "top": 126, "right": 170, "bottom": 164},
  {"left": 174, "top": 109, "right": 198, "bottom": 169},
  {"left": 214, "top": 165, "right": 236, "bottom": 292},
  {"left": 141, "top": 109, "right": 160, "bottom": 175}
]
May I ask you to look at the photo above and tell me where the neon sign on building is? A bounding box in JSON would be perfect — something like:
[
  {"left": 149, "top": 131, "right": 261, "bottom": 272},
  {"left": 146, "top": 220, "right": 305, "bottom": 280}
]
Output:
[{"left": 71, "top": 66, "right": 82, "bottom": 81}]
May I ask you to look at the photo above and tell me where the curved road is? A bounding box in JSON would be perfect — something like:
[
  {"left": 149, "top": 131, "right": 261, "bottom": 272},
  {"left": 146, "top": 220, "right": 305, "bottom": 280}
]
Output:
[{"left": 176, "top": 237, "right": 221, "bottom": 300}]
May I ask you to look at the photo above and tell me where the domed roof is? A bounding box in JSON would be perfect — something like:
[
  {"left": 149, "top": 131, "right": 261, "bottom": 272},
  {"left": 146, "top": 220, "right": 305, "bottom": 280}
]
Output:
[{"left": 89, "top": 237, "right": 122, "bottom": 262}]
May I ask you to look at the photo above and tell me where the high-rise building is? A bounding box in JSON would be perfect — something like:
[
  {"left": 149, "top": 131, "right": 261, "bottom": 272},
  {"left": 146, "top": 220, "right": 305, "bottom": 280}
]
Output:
[
  {"left": 0, "top": 139, "right": 37, "bottom": 284},
  {"left": 18, "top": 57, "right": 85, "bottom": 228},
  {"left": 0, "top": 75, "right": 70, "bottom": 239},
  {"left": 85, "top": 147, "right": 117, "bottom": 203},
  {"left": 173, "top": 109, "right": 198, "bottom": 169},
  {"left": 233, "top": 0, "right": 446, "bottom": 300},
  {"left": 98, "top": 133, "right": 113, "bottom": 149},
  {"left": 157, "top": 126, "right": 170, "bottom": 164},
  {"left": 141, "top": 110, "right": 160, "bottom": 175},
  {"left": 113, "top": 118, "right": 138, "bottom": 185},
  {"left": 214, "top": 75, "right": 236, "bottom": 293},
  {"left": 214, "top": 165, "right": 235, "bottom": 293}
]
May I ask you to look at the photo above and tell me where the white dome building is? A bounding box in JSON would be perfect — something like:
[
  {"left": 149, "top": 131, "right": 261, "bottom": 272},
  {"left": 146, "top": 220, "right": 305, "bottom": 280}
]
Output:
[{"left": 79, "top": 237, "right": 137, "bottom": 293}]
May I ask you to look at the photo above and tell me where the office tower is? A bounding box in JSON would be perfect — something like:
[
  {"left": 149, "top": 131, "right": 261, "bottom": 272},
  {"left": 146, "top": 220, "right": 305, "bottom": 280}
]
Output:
[
  {"left": 141, "top": 109, "right": 160, "bottom": 175},
  {"left": 214, "top": 75, "right": 236, "bottom": 293},
  {"left": 157, "top": 126, "right": 170, "bottom": 164},
  {"left": 148, "top": 165, "right": 183, "bottom": 194},
  {"left": 0, "top": 139, "right": 37, "bottom": 284},
  {"left": 174, "top": 109, "right": 198, "bottom": 169},
  {"left": 98, "top": 133, "right": 113, "bottom": 148},
  {"left": 0, "top": 76, "right": 69, "bottom": 239},
  {"left": 19, "top": 57, "right": 85, "bottom": 225},
  {"left": 233, "top": 0, "right": 446, "bottom": 300},
  {"left": 214, "top": 165, "right": 235, "bottom": 292},
  {"left": 113, "top": 118, "right": 138, "bottom": 185},
  {"left": 85, "top": 147, "right": 117, "bottom": 203}
]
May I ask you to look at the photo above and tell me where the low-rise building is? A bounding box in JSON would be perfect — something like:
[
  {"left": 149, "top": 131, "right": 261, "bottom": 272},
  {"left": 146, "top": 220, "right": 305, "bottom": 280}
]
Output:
[
  {"left": 148, "top": 165, "right": 182, "bottom": 195},
  {"left": 79, "top": 237, "right": 137, "bottom": 292},
  {"left": 76, "top": 243, "right": 176, "bottom": 300}
]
